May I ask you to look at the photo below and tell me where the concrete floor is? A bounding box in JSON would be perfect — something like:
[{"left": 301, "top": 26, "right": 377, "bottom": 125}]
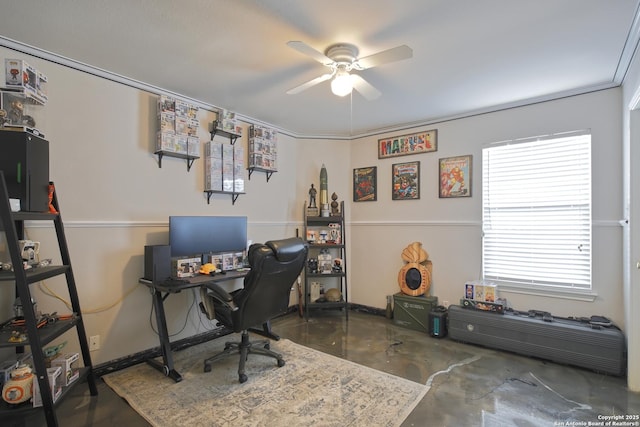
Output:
[{"left": 7, "top": 310, "right": 640, "bottom": 426}]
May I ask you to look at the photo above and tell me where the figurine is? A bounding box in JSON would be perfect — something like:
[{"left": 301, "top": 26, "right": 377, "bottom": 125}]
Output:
[
  {"left": 308, "top": 184, "right": 317, "bottom": 208},
  {"left": 0, "top": 109, "right": 7, "bottom": 127},
  {"left": 6, "top": 97, "right": 36, "bottom": 127},
  {"left": 307, "top": 258, "right": 318, "bottom": 274},
  {"left": 331, "top": 192, "right": 340, "bottom": 216}
]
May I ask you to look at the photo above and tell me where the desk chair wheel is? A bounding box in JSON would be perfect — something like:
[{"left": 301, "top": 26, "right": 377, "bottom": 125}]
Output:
[
  {"left": 277, "top": 358, "right": 285, "bottom": 368},
  {"left": 239, "top": 373, "right": 248, "bottom": 383},
  {"left": 204, "top": 362, "right": 212, "bottom": 373},
  {"left": 264, "top": 343, "right": 270, "bottom": 350}
]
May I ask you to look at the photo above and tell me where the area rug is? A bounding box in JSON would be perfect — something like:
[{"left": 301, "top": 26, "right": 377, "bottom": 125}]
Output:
[{"left": 103, "top": 337, "right": 428, "bottom": 427}]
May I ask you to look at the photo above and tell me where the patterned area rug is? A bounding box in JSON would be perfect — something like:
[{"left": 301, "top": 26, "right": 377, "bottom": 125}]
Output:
[{"left": 103, "top": 337, "right": 427, "bottom": 427}]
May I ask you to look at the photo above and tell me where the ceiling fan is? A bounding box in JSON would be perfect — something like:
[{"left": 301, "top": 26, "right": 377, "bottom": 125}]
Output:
[{"left": 286, "top": 41, "right": 413, "bottom": 100}]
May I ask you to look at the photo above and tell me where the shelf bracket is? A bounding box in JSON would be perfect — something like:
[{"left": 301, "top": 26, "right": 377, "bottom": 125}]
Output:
[
  {"left": 156, "top": 152, "right": 196, "bottom": 171},
  {"left": 204, "top": 191, "right": 242, "bottom": 205},
  {"left": 248, "top": 169, "right": 274, "bottom": 182}
]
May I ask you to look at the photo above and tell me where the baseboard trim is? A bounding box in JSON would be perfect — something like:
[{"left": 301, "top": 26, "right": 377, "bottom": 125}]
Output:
[
  {"left": 94, "top": 306, "right": 303, "bottom": 377},
  {"left": 349, "top": 303, "right": 386, "bottom": 317},
  {"left": 94, "top": 326, "right": 232, "bottom": 378},
  {"left": 94, "top": 305, "right": 384, "bottom": 377}
]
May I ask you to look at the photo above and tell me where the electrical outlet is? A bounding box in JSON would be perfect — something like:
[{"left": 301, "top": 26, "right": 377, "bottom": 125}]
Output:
[{"left": 89, "top": 335, "right": 100, "bottom": 351}]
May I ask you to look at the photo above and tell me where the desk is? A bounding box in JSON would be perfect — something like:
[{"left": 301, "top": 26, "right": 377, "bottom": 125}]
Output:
[{"left": 139, "top": 270, "right": 248, "bottom": 382}]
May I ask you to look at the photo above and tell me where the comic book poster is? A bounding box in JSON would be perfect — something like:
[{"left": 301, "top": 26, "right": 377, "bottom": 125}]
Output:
[
  {"left": 439, "top": 155, "right": 472, "bottom": 198},
  {"left": 353, "top": 166, "right": 377, "bottom": 202},
  {"left": 392, "top": 161, "right": 420, "bottom": 200},
  {"left": 378, "top": 129, "right": 437, "bottom": 159}
]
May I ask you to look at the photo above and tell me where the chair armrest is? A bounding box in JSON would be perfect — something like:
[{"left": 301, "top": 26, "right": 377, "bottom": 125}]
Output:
[{"left": 203, "top": 283, "right": 237, "bottom": 310}]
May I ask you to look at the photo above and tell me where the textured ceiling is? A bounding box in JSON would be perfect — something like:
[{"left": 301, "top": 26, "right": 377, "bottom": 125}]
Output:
[{"left": 1, "top": 0, "right": 639, "bottom": 138}]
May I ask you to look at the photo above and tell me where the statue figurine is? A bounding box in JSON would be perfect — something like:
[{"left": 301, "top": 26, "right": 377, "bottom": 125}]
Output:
[
  {"left": 308, "top": 184, "right": 317, "bottom": 208},
  {"left": 330, "top": 192, "right": 340, "bottom": 216}
]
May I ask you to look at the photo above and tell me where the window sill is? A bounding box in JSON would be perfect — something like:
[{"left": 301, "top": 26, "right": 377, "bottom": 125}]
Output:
[{"left": 495, "top": 283, "right": 598, "bottom": 302}]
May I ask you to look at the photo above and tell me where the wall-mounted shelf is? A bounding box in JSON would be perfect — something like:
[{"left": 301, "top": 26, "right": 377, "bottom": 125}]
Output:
[
  {"left": 247, "top": 166, "right": 275, "bottom": 182},
  {"left": 210, "top": 120, "right": 241, "bottom": 145},
  {"left": 204, "top": 121, "right": 245, "bottom": 205},
  {"left": 154, "top": 150, "right": 199, "bottom": 171},
  {"left": 204, "top": 189, "right": 245, "bottom": 205},
  {"left": 247, "top": 124, "right": 277, "bottom": 183}
]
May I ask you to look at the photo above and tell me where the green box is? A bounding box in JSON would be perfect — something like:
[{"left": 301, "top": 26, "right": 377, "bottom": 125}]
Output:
[{"left": 393, "top": 293, "right": 438, "bottom": 333}]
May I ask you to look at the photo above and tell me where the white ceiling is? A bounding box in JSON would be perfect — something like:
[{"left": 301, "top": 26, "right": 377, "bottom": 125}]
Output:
[{"left": 1, "top": 0, "right": 639, "bottom": 138}]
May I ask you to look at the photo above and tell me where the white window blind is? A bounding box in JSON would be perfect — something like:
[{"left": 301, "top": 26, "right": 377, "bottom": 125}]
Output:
[{"left": 482, "top": 131, "right": 592, "bottom": 291}]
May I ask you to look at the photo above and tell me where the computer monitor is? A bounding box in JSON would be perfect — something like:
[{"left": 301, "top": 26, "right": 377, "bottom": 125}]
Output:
[{"left": 169, "top": 216, "right": 248, "bottom": 258}]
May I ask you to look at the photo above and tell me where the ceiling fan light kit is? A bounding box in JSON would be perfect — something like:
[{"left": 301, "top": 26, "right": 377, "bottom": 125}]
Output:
[
  {"left": 330, "top": 68, "right": 353, "bottom": 97},
  {"left": 286, "top": 41, "right": 413, "bottom": 100}
]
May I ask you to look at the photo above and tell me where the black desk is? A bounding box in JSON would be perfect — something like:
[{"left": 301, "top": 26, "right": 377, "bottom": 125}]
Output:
[{"left": 139, "top": 270, "right": 248, "bottom": 382}]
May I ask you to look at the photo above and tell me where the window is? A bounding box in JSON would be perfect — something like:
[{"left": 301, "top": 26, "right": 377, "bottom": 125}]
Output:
[{"left": 482, "top": 131, "right": 591, "bottom": 293}]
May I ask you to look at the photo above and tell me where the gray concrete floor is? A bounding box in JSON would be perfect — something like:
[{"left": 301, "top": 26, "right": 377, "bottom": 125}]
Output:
[{"left": 8, "top": 310, "right": 640, "bottom": 426}]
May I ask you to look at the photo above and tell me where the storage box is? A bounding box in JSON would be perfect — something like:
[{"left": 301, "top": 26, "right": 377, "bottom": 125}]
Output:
[
  {"left": 50, "top": 353, "right": 80, "bottom": 386},
  {"left": 32, "top": 366, "right": 63, "bottom": 407},
  {"left": 5, "top": 59, "right": 38, "bottom": 94},
  {"left": 464, "top": 280, "right": 497, "bottom": 302},
  {"left": 393, "top": 293, "right": 438, "bottom": 333},
  {"left": 172, "top": 257, "right": 201, "bottom": 278}
]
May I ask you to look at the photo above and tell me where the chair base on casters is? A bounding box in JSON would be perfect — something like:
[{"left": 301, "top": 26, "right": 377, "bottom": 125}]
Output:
[{"left": 203, "top": 330, "right": 285, "bottom": 383}]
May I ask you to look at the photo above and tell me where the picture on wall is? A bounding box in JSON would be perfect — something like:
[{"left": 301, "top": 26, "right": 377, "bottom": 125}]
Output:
[
  {"left": 378, "top": 129, "right": 437, "bottom": 159},
  {"left": 392, "top": 161, "right": 420, "bottom": 200},
  {"left": 439, "top": 155, "right": 472, "bottom": 198},
  {"left": 353, "top": 167, "right": 377, "bottom": 202}
]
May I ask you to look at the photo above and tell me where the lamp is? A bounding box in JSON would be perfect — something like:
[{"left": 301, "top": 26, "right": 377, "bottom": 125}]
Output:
[{"left": 331, "top": 67, "right": 353, "bottom": 97}]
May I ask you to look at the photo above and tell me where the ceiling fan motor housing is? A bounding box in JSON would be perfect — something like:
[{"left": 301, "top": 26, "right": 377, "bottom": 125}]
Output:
[{"left": 325, "top": 43, "right": 359, "bottom": 66}]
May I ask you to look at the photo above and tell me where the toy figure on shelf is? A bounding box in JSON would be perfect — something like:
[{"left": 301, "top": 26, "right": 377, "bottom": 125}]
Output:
[
  {"left": 0, "top": 109, "right": 7, "bottom": 127},
  {"left": 308, "top": 184, "right": 317, "bottom": 208},
  {"left": 6, "top": 97, "right": 36, "bottom": 127},
  {"left": 307, "top": 183, "right": 319, "bottom": 216},
  {"left": 331, "top": 192, "right": 340, "bottom": 216}
]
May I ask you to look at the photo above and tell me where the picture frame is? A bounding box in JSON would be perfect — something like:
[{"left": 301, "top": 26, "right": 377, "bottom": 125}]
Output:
[
  {"left": 392, "top": 161, "right": 420, "bottom": 200},
  {"left": 439, "top": 155, "right": 472, "bottom": 198},
  {"left": 353, "top": 166, "right": 377, "bottom": 202},
  {"left": 378, "top": 129, "right": 437, "bottom": 159}
]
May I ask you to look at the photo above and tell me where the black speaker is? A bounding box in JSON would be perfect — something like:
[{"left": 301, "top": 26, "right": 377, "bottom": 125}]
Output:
[{"left": 144, "top": 245, "right": 171, "bottom": 282}]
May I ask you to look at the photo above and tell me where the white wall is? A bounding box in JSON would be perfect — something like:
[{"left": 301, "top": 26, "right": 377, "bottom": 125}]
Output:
[
  {"left": 621, "top": 39, "right": 640, "bottom": 390},
  {"left": 0, "top": 46, "right": 629, "bottom": 381}
]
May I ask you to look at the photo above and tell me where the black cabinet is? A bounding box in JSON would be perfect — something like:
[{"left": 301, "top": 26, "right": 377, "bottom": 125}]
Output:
[{"left": 0, "top": 131, "right": 49, "bottom": 212}]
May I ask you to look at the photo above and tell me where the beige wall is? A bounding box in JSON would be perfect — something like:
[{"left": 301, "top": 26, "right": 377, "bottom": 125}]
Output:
[
  {"left": 0, "top": 46, "right": 631, "bottom": 383},
  {"left": 349, "top": 89, "right": 624, "bottom": 323}
]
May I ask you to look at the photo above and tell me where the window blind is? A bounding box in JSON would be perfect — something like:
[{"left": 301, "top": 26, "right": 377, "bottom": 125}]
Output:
[{"left": 482, "top": 131, "right": 592, "bottom": 290}]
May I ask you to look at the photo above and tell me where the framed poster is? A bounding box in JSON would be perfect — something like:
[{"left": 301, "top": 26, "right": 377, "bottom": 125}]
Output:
[
  {"left": 353, "top": 166, "right": 377, "bottom": 202},
  {"left": 392, "top": 161, "right": 420, "bottom": 200},
  {"left": 378, "top": 129, "right": 437, "bottom": 159},
  {"left": 439, "top": 155, "right": 472, "bottom": 198}
]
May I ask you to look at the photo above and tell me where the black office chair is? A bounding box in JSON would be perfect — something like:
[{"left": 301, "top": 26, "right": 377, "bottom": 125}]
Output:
[{"left": 199, "top": 237, "right": 307, "bottom": 383}]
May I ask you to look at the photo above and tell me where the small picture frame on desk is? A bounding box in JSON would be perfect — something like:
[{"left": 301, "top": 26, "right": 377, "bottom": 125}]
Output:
[{"left": 222, "top": 253, "right": 234, "bottom": 270}]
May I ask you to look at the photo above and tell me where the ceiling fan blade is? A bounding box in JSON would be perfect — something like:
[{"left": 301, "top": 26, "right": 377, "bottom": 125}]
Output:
[
  {"left": 350, "top": 74, "right": 381, "bottom": 101},
  {"left": 287, "top": 41, "right": 333, "bottom": 65},
  {"left": 356, "top": 45, "right": 413, "bottom": 70},
  {"left": 286, "top": 73, "right": 333, "bottom": 95}
]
